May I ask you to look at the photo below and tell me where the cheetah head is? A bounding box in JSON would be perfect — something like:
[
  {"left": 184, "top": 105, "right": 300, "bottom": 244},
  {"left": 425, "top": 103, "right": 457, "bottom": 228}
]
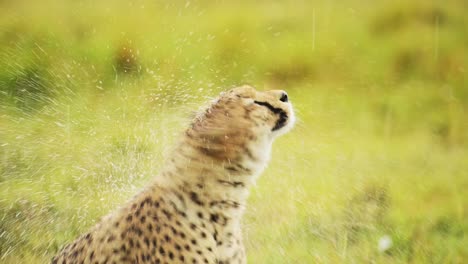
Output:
[
  {"left": 187, "top": 85, "right": 294, "bottom": 164},
  {"left": 224, "top": 85, "right": 295, "bottom": 137}
]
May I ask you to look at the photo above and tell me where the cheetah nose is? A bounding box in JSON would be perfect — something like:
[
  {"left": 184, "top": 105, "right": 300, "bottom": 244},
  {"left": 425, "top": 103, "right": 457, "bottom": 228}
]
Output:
[{"left": 279, "top": 92, "right": 288, "bottom": 103}]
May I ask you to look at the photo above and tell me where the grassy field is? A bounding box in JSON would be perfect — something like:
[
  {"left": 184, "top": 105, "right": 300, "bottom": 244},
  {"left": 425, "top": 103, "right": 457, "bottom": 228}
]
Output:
[{"left": 1, "top": 0, "right": 467, "bottom": 263}]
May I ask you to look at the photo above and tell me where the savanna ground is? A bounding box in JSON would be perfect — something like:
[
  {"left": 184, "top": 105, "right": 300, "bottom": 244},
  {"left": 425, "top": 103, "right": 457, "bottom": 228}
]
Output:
[{"left": 1, "top": 0, "right": 467, "bottom": 263}]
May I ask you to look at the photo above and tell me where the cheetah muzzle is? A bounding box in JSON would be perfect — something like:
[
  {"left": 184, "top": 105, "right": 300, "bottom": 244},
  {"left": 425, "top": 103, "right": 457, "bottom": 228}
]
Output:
[{"left": 52, "top": 85, "right": 295, "bottom": 264}]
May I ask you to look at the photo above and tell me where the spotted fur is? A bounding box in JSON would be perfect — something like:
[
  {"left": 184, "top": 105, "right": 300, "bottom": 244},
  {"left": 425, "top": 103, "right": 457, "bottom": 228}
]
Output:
[{"left": 52, "top": 85, "right": 295, "bottom": 264}]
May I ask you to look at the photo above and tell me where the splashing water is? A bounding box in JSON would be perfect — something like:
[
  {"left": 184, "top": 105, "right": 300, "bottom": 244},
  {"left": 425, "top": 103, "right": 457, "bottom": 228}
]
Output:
[{"left": 1, "top": 0, "right": 467, "bottom": 263}]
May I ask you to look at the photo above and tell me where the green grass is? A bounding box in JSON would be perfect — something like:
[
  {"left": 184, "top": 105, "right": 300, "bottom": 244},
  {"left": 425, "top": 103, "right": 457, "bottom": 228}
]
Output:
[{"left": 1, "top": 0, "right": 467, "bottom": 263}]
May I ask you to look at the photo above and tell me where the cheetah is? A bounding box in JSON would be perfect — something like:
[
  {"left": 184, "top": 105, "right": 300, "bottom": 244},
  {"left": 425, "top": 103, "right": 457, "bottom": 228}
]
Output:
[{"left": 52, "top": 85, "right": 295, "bottom": 264}]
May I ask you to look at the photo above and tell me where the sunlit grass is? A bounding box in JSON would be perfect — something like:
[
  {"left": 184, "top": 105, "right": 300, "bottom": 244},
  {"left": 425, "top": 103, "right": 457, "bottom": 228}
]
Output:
[{"left": 1, "top": 0, "right": 467, "bottom": 263}]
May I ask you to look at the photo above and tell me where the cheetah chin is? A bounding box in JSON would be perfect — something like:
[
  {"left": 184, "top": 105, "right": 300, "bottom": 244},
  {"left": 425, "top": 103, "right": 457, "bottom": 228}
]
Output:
[{"left": 52, "top": 85, "right": 294, "bottom": 264}]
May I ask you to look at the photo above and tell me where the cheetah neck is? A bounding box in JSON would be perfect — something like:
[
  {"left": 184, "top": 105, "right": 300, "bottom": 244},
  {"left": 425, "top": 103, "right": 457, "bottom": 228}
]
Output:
[{"left": 153, "top": 134, "right": 273, "bottom": 220}]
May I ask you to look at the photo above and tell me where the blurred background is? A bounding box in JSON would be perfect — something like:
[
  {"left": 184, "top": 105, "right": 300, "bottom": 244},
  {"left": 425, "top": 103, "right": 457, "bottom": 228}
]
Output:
[{"left": 0, "top": 0, "right": 467, "bottom": 263}]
